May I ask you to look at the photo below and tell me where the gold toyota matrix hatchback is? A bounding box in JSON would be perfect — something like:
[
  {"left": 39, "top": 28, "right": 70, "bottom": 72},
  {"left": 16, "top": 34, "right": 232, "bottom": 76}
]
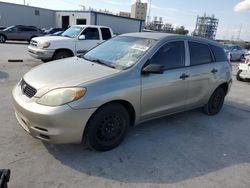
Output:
[{"left": 12, "top": 33, "right": 232, "bottom": 151}]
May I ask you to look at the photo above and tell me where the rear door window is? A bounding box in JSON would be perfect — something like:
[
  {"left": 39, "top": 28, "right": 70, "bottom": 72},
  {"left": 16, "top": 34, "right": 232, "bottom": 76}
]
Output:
[
  {"left": 83, "top": 28, "right": 100, "bottom": 40},
  {"left": 189, "top": 42, "right": 213, "bottom": 66},
  {"left": 150, "top": 41, "right": 185, "bottom": 70},
  {"left": 101, "top": 28, "right": 112, "bottom": 40}
]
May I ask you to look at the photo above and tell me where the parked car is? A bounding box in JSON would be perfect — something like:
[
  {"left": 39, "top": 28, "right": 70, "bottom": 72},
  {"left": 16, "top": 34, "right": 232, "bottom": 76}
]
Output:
[
  {"left": 13, "top": 33, "right": 232, "bottom": 151},
  {"left": 0, "top": 26, "right": 6, "bottom": 30},
  {"left": 224, "top": 44, "right": 245, "bottom": 61},
  {"left": 0, "top": 25, "right": 43, "bottom": 43},
  {"left": 236, "top": 54, "right": 250, "bottom": 81},
  {"left": 48, "top": 31, "right": 64, "bottom": 36},
  {"left": 43, "top": 28, "right": 65, "bottom": 35},
  {"left": 28, "top": 25, "right": 114, "bottom": 62}
]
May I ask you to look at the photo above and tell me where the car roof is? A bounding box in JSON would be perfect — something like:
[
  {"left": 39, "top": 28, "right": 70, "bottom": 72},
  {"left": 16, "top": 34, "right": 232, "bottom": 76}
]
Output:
[
  {"left": 120, "top": 32, "right": 222, "bottom": 47},
  {"left": 71, "top": 25, "right": 110, "bottom": 28}
]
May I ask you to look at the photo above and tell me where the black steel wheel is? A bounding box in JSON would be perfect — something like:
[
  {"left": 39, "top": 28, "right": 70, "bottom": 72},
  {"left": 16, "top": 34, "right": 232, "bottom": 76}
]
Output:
[
  {"left": 85, "top": 103, "right": 130, "bottom": 151},
  {"left": 52, "top": 50, "right": 72, "bottom": 60},
  {"left": 203, "top": 87, "right": 225, "bottom": 115}
]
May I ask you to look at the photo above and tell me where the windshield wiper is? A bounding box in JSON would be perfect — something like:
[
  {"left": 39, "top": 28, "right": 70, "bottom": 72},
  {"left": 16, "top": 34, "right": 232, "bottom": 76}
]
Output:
[{"left": 83, "top": 56, "right": 116, "bottom": 69}]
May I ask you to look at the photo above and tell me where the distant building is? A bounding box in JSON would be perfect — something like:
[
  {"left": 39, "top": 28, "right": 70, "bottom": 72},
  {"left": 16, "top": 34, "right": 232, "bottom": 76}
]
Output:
[
  {"left": 193, "top": 13, "right": 219, "bottom": 40},
  {"left": 131, "top": 0, "right": 148, "bottom": 20},
  {"left": 0, "top": 2, "right": 145, "bottom": 34},
  {"left": 117, "top": 11, "right": 131, "bottom": 18},
  {"left": 145, "top": 17, "right": 174, "bottom": 33}
]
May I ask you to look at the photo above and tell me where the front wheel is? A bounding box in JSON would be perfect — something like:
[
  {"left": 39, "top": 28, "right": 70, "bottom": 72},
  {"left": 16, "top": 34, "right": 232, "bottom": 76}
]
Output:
[
  {"left": 85, "top": 103, "right": 130, "bottom": 151},
  {"left": 236, "top": 70, "right": 243, "bottom": 81},
  {"left": 52, "top": 50, "right": 72, "bottom": 60},
  {"left": 0, "top": 35, "right": 6, "bottom": 43},
  {"left": 240, "top": 55, "right": 245, "bottom": 62},
  {"left": 203, "top": 87, "right": 225, "bottom": 115}
]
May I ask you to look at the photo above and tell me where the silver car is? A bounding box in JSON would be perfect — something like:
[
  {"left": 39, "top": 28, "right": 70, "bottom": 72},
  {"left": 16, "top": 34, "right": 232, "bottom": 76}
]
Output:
[
  {"left": 12, "top": 33, "right": 232, "bottom": 151},
  {"left": 224, "top": 44, "right": 245, "bottom": 61},
  {"left": 0, "top": 25, "right": 43, "bottom": 43}
]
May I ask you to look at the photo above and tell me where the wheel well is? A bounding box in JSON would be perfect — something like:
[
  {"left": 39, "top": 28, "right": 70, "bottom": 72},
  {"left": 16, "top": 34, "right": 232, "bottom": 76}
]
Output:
[
  {"left": 82, "top": 100, "right": 136, "bottom": 144},
  {"left": 95, "top": 100, "right": 136, "bottom": 126},
  {"left": 53, "top": 48, "right": 74, "bottom": 57},
  {"left": 219, "top": 83, "right": 228, "bottom": 94}
]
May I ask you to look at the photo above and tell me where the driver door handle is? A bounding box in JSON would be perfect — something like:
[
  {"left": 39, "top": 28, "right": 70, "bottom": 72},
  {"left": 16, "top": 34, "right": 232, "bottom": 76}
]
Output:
[
  {"left": 211, "top": 68, "right": 218, "bottom": 74},
  {"left": 180, "top": 73, "right": 189, "bottom": 80}
]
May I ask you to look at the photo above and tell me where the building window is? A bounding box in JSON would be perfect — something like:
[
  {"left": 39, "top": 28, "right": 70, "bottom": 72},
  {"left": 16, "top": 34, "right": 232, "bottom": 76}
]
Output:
[{"left": 34, "top": 10, "right": 40, "bottom": 16}]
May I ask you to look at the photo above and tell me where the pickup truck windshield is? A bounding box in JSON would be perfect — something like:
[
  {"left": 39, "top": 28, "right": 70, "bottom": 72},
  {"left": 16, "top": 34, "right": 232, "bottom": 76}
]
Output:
[
  {"left": 61, "top": 26, "right": 84, "bottom": 38},
  {"left": 83, "top": 36, "right": 156, "bottom": 70}
]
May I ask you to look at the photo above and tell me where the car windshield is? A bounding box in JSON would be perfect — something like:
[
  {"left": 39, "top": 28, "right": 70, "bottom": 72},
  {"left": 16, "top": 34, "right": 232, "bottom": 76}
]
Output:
[
  {"left": 82, "top": 36, "right": 156, "bottom": 70},
  {"left": 61, "top": 26, "right": 84, "bottom": 38}
]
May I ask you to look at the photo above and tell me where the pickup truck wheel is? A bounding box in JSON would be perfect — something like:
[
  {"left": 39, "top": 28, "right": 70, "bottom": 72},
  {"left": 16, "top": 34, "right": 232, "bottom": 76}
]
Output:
[
  {"left": 0, "top": 35, "right": 6, "bottom": 43},
  {"left": 203, "top": 87, "right": 225, "bottom": 115},
  {"left": 85, "top": 103, "right": 130, "bottom": 151},
  {"left": 236, "top": 70, "right": 243, "bottom": 81},
  {"left": 53, "top": 51, "right": 72, "bottom": 60}
]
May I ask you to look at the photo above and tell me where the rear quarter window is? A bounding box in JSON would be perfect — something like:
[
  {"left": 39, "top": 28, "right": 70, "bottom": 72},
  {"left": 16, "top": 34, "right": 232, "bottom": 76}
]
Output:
[{"left": 210, "top": 45, "right": 227, "bottom": 62}]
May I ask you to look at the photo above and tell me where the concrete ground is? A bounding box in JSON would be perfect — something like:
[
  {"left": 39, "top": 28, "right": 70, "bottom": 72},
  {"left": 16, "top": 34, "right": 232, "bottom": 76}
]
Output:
[{"left": 0, "top": 42, "right": 250, "bottom": 188}]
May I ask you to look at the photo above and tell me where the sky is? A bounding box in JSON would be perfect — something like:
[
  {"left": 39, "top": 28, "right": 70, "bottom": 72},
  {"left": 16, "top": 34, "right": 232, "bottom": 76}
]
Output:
[{"left": 1, "top": 0, "right": 250, "bottom": 41}]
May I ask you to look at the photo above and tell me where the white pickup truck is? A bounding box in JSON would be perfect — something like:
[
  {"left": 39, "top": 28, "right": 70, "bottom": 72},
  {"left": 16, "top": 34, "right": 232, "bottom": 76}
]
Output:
[{"left": 28, "top": 25, "right": 114, "bottom": 62}]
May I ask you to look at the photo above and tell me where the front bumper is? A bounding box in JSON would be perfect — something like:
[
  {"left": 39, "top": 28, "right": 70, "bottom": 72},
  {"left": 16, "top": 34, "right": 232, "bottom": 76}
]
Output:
[
  {"left": 12, "top": 83, "right": 96, "bottom": 144},
  {"left": 239, "top": 63, "right": 250, "bottom": 79},
  {"left": 28, "top": 45, "right": 55, "bottom": 61}
]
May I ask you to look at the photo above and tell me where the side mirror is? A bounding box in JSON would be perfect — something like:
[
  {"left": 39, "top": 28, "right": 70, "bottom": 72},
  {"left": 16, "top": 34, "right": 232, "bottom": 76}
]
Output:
[
  {"left": 142, "top": 64, "right": 164, "bottom": 74},
  {"left": 79, "top": 35, "right": 86, "bottom": 40}
]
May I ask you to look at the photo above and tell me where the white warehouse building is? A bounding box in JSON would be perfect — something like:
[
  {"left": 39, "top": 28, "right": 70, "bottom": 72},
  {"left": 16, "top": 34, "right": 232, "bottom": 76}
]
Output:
[{"left": 0, "top": 2, "right": 145, "bottom": 34}]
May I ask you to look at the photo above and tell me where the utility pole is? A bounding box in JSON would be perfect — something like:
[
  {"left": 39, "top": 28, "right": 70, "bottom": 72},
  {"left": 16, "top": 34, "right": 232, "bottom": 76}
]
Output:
[{"left": 23, "top": 0, "right": 26, "bottom": 5}]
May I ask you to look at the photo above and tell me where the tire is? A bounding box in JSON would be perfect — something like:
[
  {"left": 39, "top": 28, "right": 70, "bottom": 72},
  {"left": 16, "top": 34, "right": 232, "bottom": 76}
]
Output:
[
  {"left": 85, "top": 103, "right": 130, "bottom": 151},
  {"left": 52, "top": 50, "right": 72, "bottom": 60},
  {"left": 0, "top": 34, "right": 6, "bottom": 43},
  {"left": 239, "top": 55, "right": 245, "bottom": 62},
  {"left": 28, "top": 36, "right": 37, "bottom": 43},
  {"left": 41, "top": 59, "right": 50, "bottom": 63},
  {"left": 203, "top": 87, "right": 226, "bottom": 115},
  {"left": 236, "top": 70, "right": 243, "bottom": 81}
]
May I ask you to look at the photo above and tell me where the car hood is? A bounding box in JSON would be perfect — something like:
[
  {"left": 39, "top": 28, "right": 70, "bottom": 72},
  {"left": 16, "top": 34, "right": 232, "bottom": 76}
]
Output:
[
  {"left": 23, "top": 57, "right": 121, "bottom": 97},
  {"left": 32, "top": 36, "right": 72, "bottom": 43}
]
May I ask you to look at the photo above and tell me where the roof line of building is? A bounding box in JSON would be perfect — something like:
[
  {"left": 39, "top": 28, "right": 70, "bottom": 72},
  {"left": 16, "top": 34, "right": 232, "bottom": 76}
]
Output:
[
  {"left": 56, "top": 10, "right": 145, "bottom": 22},
  {"left": 0, "top": 1, "right": 145, "bottom": 22}
]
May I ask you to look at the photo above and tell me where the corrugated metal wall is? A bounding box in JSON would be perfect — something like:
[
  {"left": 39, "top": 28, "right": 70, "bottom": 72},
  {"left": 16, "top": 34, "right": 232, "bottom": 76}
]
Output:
[
  {"left": 0, "top": 2, "right": 55, "bottom": 29},
  {"left": 92, "top": 13, "right": 144, "bottom": 34}
]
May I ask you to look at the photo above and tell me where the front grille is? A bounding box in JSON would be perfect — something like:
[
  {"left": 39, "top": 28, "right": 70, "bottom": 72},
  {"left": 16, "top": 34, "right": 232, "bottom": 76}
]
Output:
[
  {"left": 30, "top": 40, "right": 37, "bottom": 47},
  {"left": 20, "top": 79, "right": 37, "bottom": 98}
]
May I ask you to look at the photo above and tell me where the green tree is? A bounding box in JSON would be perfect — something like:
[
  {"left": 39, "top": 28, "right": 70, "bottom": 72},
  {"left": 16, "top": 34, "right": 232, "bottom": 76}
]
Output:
[{"left": 174, "top": 26, "right": 189, "bottom": 35}]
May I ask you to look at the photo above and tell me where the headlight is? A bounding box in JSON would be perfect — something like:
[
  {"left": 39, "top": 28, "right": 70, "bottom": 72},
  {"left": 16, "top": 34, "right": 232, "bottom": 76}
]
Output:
[
  {"left": 37, "top": 41, "right": 51, "bottom": 49},
  {"left": 37, "top": 88, "right": 86, "bottom": 106}
]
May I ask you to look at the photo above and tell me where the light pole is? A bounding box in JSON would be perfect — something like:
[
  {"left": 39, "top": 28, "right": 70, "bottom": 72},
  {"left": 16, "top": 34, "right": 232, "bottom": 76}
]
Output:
[{"left": 23, "top": 0, "right": 26, "bottom": 5}]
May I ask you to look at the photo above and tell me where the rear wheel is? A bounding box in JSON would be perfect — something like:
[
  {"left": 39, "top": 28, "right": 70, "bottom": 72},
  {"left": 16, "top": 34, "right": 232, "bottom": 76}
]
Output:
[
  {"left": 0, "top": 35, "right": 6, "bottom": 43},
  {"left": 236, "top": 70, "right": 243, "bottom": 81},
  {"left": 52, "top": 50, "right": 72, "bottom": 60},
  {"left": 85, "top": 103, "right": 130, "bottom": 151},
  {"left": 203, "top": 87, "right": 225, "bottom": 115}
]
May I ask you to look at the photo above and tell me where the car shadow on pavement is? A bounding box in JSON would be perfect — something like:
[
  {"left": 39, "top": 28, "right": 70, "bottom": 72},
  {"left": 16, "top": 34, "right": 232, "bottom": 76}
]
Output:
[
  {"left": 44, "top": 106, "right": 250, "bottom": 184},
  {"left": 4, "top": 41, "right": 29, "bottom": 45}
]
